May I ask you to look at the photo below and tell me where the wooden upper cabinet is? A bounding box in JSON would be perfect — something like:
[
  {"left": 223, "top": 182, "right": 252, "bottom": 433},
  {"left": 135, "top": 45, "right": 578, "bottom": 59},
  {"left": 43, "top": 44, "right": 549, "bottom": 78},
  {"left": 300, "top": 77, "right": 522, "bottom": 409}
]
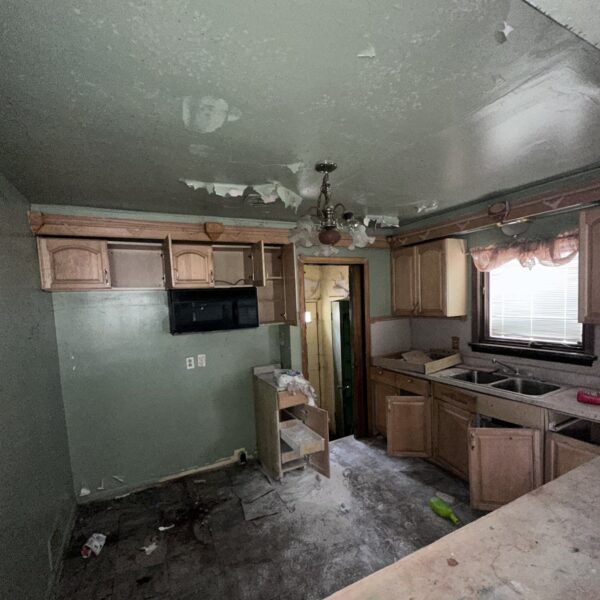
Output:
[
  {"left": 468, "top": 426, "right": 542, "bottom": 511},
  {"left": 579, "top": 206, "right": 600, "bottom": 323},
  {"left": 387, "top": 395, "right": 431, "bottom": 457},
  {"left": 164, "top": 237, "right": 214, "bottom": 288},
  {"left": 545, "top": 431, "right": 600, "bottom": 482},
  {"left": 391, "top": 238, "right": 467, "bottom": 318},
  {"left": 38, "top": 237, "right": 111, "bottom": 291},
  {"left": 417, "top": 241, "right": 445, "bottom": 316},
  {"left": 392, "top": 246, "right": 417, "bottom": 316}
]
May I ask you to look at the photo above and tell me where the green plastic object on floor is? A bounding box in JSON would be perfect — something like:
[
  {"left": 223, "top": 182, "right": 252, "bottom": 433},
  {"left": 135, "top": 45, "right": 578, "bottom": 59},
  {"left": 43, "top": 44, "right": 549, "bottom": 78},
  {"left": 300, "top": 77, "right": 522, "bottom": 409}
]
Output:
[{"left": 429, "top": 496, "right": 460, "bottom": 525}]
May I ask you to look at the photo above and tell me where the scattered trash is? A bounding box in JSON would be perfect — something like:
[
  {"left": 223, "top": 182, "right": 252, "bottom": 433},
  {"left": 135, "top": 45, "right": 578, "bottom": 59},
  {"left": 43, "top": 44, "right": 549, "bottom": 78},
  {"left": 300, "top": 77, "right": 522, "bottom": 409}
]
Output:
[
  {"left": 447, "top": 557, "right": 459, "bottom": 567},
  {"left": 339, "top": 503, "right": 350, "bottom": 515},
  {"left": 342, "top": 468, "right": 352, "bottom": 478},
  {"left": 140, "top": 542, "right": 158, "bottom": 555},
  {"left": 81, "top": 533, "right": 106, "bottom": 559},
  {"left": 112, "top": 475, "right": 125, "bottom": 483},
  {"left": 357, "top": 44, "right": 376, "bottom": 58},
  {"left": 435, "top": 491, "right": 455, "bottom": 505},
  {"left": 158, "top": 525, "right": 174, "bottom": 532},
  {"left": 274, "top": 369, "right": 318, "bottom": 406},
  {"left": 79, "top": 487, "right": 91, "bottom": 497},
  {"left": 429, "top": 496, "right": 460, "bottom": 526}
]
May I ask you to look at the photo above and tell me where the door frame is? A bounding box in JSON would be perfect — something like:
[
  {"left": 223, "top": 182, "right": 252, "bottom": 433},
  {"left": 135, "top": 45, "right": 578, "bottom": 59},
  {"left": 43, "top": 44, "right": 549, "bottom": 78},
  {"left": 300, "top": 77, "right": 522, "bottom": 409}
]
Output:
[{"left": 298, "top": 256, "right": 371, "bottom": 437}]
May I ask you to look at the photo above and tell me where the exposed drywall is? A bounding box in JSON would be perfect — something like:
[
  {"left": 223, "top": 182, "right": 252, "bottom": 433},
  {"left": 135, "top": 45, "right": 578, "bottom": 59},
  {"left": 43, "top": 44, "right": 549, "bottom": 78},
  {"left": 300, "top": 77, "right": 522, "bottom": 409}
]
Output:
[
  {"left": 53, "top": 292, "right": 281, "bottom": 500},
  {"left": 2, "top": 1, "right": 600, "bottom": 221},
  {"left": 0, "top": 175, "right": 74, "bottom": 599}
]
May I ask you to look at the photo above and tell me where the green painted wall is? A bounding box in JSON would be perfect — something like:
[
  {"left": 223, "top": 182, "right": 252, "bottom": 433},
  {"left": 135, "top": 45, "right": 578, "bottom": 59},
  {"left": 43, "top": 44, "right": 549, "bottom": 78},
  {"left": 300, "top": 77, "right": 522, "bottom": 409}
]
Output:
[
  {"left": 0, "top": 176, "right": 74, "bottom": 599},
  {"left": 54, "top": 292, "right": 281, "bottom": 499}
]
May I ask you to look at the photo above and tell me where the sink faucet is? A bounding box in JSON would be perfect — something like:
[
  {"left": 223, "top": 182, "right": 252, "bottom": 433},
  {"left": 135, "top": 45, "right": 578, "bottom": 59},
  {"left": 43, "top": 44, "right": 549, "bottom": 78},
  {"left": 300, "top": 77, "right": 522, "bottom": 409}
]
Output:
[{"left": 492, "top": 358, "right": 520, "bottom": 376}]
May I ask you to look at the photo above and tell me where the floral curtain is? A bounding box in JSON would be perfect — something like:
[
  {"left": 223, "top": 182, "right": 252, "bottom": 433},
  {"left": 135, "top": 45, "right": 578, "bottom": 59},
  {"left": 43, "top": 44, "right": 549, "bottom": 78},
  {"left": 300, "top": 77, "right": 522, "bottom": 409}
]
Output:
[{"left": 470, "top": 231, "right": 579, "bottom": 271}]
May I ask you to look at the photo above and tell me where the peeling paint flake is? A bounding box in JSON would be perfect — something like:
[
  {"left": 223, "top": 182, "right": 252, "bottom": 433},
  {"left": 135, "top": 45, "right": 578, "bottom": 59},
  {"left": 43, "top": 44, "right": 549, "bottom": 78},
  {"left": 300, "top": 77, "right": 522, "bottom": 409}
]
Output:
[
  {"left": 182, "top": 96, "right": 241, "bottom": 133},
  {"left": 357, "top": 45, "right": 376, "bottom": 59},
  {"left": 364, "top": 215, "right": 399, "bottom": 228},
  {"left": 286, "top": 161, "right": 304, "bottom": 174}
]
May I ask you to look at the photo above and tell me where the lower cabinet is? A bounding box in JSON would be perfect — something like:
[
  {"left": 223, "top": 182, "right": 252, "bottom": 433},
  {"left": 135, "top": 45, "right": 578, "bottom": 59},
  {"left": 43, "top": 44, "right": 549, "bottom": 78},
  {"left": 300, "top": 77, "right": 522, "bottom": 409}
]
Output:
[
  {"left": 545, "top": 430, "right": 600, "bottom": 482},
  {"left": 432, "top": 400, "right": 472, "bottom": 480},
  {"left": 468, "top": 426, "right": 543, "bottom": 511},
  {"left": 386, "top": 395, "right": 431, "bottom": 457}
]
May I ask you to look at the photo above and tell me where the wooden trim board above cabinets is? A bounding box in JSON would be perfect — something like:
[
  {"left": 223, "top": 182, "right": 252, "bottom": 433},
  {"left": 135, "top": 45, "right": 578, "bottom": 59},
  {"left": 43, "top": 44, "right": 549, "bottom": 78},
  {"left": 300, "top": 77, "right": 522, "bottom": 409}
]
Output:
[
  {"left": 391, "top": 238, "right": 467, "bottom": 317},
  {"left": 29, "top": 211, "right": 389, "bottom": 248}
]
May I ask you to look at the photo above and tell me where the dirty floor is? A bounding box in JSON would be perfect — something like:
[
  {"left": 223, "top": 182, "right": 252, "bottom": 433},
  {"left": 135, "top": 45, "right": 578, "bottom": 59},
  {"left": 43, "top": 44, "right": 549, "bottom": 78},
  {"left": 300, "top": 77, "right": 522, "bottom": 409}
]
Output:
[{"left": 54, "top": 436, "right": 482, "bottom": 600}]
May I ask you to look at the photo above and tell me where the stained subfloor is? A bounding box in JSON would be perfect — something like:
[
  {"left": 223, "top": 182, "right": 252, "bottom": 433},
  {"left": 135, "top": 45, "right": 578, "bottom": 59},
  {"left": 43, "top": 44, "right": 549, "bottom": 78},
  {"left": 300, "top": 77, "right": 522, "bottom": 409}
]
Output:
[{"left": 54, "top": 436, "right": 482, "bottom": 600}]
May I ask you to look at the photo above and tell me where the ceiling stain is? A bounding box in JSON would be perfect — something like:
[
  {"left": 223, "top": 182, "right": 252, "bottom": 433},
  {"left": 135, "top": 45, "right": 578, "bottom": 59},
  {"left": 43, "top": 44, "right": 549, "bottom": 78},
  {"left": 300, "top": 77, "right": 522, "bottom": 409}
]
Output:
[{"left": 0, "top": 0, "right": 600, "bottom": 221}]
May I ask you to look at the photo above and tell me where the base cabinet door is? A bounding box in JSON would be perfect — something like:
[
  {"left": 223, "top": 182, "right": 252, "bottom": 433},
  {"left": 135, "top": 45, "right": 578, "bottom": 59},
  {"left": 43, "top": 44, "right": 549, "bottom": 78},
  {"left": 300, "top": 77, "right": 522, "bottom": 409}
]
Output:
[
  {"left": 545, "top": 431, "right": 600, "bottom": 482},
  {"left": 433, "top": 400, "right": 471, "bottom": 480},
  {"left": 469, "top": 427, "right": 542, "bottom": 511},
  {"left": 387, "top": 395, "right": 431, "bottom": 457},
  {"left": 374, "top": 381, "right": 396, "bottom": 437}
]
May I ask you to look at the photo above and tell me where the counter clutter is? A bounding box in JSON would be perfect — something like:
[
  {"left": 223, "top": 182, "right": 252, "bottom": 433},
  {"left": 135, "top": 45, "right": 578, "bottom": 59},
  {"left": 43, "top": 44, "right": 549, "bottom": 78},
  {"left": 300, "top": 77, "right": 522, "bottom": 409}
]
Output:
[{"left": 327, "top": 456, "right": 600, "bottom": 600}]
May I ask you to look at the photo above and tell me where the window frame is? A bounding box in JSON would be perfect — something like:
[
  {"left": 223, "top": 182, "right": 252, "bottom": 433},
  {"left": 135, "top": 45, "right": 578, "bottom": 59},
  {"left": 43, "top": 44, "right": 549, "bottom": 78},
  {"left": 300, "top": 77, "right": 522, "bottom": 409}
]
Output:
[{"left": 470, "top": 264, "right": 596, "bottom": 366}]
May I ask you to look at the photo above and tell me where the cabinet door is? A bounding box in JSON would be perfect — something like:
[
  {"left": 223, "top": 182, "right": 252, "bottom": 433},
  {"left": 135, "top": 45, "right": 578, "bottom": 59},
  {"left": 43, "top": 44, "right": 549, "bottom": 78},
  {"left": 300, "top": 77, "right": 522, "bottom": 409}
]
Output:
[
  {"left": 579, "top": 206, "right": 600, "bottom": 323},
  {"left": 433, "top": 399, "right": 471, "bottom": 480},
  {"left": 251, "top": 241, "right": 266, "bottom": 287},
  {"left": 391, "top": 247, "right": 417, "bottom": 316},
  {"left": 165, "top": 237, "right": 214, "bottom": 288},
  {"left": 373, "top": 381, "right": 396, "bottom": 436},
  {"left": 545, "top": 431, "right": 600, "bottom": 482},
  {"left": 38, "top": 237, "right": 111, "bottom": 290},
  {"left": 468, "top": 427, "right": 542, "bottom": 511},
  {"left": 282, "top": 243, "right": 298, "bottom": 325},
  {"left": 387, "top": 395, "right": 431, "bottom": 457},
  {"left": 417, "top": 241, "right": 445, "bottom": 316}
]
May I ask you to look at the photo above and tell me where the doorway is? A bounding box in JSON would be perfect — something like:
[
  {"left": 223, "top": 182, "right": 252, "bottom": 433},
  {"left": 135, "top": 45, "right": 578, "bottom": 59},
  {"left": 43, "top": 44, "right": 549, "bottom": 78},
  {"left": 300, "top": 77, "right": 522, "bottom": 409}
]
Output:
[{"left": 299, "top": 257, "right": 370, "bottom": 439}]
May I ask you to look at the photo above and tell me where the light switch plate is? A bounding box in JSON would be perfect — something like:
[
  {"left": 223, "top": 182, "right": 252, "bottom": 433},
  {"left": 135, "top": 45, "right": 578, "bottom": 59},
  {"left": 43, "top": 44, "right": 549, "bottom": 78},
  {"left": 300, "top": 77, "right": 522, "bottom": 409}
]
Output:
[
  {"left": 197, "top": 354, "right": 206, "bottom": 368},
  {"left": 186, "top": 357, "right": 195, "bottom": 369}
]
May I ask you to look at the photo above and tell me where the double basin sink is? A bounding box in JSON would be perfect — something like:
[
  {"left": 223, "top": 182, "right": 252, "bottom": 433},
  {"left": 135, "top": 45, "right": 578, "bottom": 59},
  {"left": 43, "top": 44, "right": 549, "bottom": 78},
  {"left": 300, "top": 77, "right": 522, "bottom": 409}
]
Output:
[{"left": 448, "top": 370, "right": 561, "bottom": 396}]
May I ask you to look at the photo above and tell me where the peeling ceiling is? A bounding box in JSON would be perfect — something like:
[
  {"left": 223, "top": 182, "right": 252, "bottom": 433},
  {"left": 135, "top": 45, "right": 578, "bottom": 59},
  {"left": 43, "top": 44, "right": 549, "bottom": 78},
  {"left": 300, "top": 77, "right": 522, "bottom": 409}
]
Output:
[{"left": 1, "top": 0, "right": 600, "bottom": 223}]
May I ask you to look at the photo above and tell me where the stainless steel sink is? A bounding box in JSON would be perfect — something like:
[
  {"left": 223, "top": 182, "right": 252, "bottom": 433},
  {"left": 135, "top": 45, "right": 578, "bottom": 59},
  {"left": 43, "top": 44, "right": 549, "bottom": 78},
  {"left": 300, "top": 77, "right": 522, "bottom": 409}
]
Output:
[
  {"left": 490, "top": 378, "right": 561, "bottom": 396},
  {"left": 449, "top": 370, "right": 508, "bottom": 384}
]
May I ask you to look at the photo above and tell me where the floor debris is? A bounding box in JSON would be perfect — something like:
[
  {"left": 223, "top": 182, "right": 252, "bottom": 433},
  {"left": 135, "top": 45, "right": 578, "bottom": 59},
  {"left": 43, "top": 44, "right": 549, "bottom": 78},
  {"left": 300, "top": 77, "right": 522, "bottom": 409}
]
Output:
[
  {"left": 241, "top": 489, "right": 285, "bottom": 521},
  {"left": 140, "top": 541, "right": 158, "bottom": 555},
  {"left": 81, "top": 533, "right": 106, "bottom": 559}
]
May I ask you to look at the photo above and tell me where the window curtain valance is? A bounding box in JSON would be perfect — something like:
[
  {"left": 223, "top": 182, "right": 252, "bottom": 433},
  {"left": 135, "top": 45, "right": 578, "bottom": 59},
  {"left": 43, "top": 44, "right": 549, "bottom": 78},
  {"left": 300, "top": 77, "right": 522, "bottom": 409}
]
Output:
[{"left": 470, "top": 231, "right": 579, "bottom": 272}]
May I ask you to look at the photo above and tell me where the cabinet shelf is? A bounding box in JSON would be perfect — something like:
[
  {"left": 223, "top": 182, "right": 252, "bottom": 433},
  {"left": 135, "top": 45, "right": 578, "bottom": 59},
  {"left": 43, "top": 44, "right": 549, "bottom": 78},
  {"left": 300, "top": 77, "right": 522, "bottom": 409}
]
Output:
[{"left": 280, "top": 420, "right": 325, "bottom": 456}]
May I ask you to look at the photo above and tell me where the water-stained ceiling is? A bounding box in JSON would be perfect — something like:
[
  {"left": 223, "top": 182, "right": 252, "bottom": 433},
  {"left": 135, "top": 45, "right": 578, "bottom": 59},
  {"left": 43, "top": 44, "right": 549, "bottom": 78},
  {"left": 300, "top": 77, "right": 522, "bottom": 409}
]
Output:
[{"left": 1, "top": 0, "right": 600, "bottom": 223}]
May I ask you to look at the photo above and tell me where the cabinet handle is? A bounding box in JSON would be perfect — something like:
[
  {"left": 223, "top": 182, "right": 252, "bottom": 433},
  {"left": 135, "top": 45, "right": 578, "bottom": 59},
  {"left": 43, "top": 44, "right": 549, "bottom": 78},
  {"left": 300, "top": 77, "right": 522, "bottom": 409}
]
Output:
[
  {"left": 104, "top": 269, "right": 109, "bottom": 284},
  {"left": 377, "top": 368, "right": 383, "bottom": 375},
  {"left": 210, "top": 270, "right": 214, "bottom": 283}
]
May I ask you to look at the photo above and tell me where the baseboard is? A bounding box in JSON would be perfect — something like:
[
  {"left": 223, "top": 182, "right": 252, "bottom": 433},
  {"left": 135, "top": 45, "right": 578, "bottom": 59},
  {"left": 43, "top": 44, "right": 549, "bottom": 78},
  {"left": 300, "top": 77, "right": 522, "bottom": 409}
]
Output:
[{"left": 46, "top": 499, "right": 77, "bottom": 600}]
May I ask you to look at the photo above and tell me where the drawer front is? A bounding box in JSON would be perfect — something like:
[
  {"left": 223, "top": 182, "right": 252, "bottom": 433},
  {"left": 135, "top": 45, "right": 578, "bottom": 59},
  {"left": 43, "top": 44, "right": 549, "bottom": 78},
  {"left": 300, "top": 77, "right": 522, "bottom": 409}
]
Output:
[
  {"left": 278, "top": 391, "right": 308, "bottom": 410},
  {"left": 370, "top": 367, "right": 397, "bottom": 386},
  {"left": 476, "top": 393, "right": 544, "bottom": 429},
  {"left": 395, "top": 373, "right": 429, "bottom": 396},
  {"left": 433, "top": 382, "right": 477, "bottom": 413}
]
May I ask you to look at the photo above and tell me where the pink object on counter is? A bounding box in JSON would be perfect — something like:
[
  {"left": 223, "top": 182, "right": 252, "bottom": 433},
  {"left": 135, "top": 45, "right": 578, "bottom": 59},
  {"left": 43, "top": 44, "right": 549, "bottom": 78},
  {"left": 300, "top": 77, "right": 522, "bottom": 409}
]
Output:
[{"left": 576, "top": 390, "right": 600, "bottom": 405}]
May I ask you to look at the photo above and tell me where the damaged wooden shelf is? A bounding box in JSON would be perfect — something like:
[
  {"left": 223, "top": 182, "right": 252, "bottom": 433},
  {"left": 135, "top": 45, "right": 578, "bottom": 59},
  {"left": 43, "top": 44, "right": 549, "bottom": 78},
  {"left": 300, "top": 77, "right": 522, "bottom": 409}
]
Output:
[{"left": 280, "top": 419, "right": 325, "bottom": 457}]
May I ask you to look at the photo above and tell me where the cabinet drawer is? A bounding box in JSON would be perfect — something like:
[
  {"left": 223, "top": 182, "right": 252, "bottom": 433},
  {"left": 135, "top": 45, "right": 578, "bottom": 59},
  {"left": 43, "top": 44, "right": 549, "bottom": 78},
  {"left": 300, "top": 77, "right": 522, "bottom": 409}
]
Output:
[
  {"left": 395, "top": 373, "right": 429, "bottom": 396},
  {"left": 476, "top": 393, "right": 544, "bottom": 429},
  {"left": 278, "top": 390, "right": 308, "bottom": 410},
  {"left": 370, "top": 367, "right": 397, "bottom": 386},
  {"left": 433, "top": 383, "right": 476, "bottom": 412}
]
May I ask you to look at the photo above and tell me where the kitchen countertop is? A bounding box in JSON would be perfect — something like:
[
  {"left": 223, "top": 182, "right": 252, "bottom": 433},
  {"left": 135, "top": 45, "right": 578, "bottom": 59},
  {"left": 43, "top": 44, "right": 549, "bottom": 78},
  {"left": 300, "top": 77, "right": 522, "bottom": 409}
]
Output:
[
  {"left": 373, "top": 361, "right": 600, "bottom": 422},
  {"left": 327, "top": 455, "right": 600, "bottom": 600}
]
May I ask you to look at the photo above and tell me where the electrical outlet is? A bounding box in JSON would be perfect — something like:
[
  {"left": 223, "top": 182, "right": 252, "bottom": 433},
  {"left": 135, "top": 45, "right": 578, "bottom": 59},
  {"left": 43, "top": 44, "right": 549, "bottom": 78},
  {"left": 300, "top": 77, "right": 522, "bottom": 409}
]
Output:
[
  {"left": 186, "top": 357, "right": 195, "bottom": 369},
  {"left": 451, "top": 336, "right": 460, "bottom": 350},
  {"left": 197, "top": 354, "right": 206, "bottom": 367}
]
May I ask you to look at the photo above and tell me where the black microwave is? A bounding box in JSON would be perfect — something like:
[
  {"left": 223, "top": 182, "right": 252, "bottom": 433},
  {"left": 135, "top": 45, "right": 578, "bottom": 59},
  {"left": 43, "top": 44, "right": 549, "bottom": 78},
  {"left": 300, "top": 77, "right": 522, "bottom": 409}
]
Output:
[{"left": 168, "top": 287, "right": 259, "bottom": 334}]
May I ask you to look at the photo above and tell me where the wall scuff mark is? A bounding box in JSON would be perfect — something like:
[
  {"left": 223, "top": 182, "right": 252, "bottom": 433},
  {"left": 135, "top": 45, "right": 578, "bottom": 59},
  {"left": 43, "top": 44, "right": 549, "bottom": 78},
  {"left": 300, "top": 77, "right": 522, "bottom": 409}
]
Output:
[{"left": 182, "top": 96, "right": 241, "bottom": 133}]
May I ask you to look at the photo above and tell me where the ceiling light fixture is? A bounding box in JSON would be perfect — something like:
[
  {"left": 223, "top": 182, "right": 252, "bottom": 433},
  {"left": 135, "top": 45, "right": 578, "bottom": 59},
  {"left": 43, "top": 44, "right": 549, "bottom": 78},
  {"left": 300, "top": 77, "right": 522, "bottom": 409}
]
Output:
[{"left": 289, "top": 161, "right": 374, "bottom": 255}]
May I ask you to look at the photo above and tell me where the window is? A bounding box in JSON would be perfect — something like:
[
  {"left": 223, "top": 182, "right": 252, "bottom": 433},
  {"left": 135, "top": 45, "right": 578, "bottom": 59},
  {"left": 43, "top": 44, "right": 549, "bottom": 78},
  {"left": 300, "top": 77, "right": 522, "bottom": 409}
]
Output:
[
  {"left": 471, "top": 253, "right": 595, "bottom": 365},
  {"left": 488, "top": 255, "right": 581, "bottom": 346}
]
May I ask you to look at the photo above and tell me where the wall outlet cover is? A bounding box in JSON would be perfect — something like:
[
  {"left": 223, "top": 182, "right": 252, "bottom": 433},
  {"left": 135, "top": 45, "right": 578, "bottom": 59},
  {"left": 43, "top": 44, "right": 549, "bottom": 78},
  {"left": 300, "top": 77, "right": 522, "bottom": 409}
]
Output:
[
  {"left": 451, "top": 336, "right": 460, "bottom": 350},
  {"left": 197, "top": 354, "right": 206, "bottom": 367},
  {"left": 186, "top": 357, "right": 195, "bottom": 369}
]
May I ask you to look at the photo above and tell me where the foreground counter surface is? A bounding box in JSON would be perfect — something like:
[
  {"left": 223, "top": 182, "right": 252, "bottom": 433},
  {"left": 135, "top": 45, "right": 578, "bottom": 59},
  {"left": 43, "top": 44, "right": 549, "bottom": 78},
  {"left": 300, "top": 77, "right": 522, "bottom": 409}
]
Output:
[{"left": 327, "top": 456, "right": 600, "bottom": 599}]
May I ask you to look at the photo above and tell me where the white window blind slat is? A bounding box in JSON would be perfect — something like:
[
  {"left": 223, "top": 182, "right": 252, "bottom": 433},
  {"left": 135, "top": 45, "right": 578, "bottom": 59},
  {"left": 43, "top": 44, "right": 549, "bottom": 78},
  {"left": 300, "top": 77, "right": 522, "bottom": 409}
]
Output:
[{"left": 488, "top": 255, "right": 582, "bottom": 345}]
